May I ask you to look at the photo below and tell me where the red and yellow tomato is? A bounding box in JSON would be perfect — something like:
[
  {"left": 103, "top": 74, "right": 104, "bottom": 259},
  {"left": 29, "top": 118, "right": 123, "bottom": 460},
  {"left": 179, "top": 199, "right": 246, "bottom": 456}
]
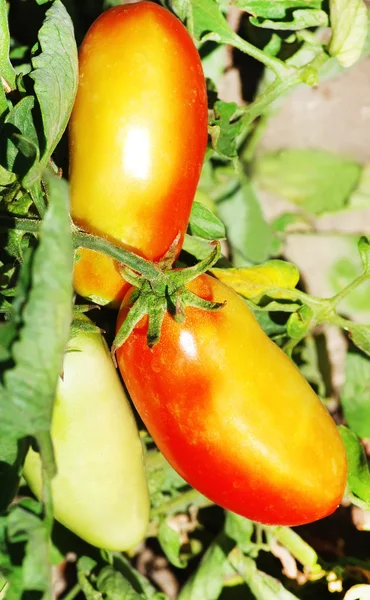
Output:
[
  {"left": 116, "top": 274, "right": 347, "bottom": 526},
  {"left": 69, "top": 1, "right": 208, "bottom": 306}
]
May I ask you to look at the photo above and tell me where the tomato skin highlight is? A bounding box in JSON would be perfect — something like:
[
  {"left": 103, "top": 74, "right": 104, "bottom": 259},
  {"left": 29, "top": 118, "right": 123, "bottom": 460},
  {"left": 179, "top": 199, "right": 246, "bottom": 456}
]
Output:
[
  {"left": 23, "top": 318, "right": 150, "bottom": 551},
  {"left": 116, "top": 275, "right": 347, "bottom": 526},
  {"left": 69, "top": 1, "right": 208, "bottom": 306}
]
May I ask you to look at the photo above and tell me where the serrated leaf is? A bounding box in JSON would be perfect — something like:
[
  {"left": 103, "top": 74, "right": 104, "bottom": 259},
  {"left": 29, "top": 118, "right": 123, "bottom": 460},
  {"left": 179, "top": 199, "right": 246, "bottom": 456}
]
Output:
[
  {"left": 188, "top": 201, "right": 226, "bottom": 240},
  {"left": 211, "top": 259, "right": 299, "bottom": 301},
  {"left": 0, "top": 164, "right": 16, "bottom": 186},
  {"left": 224, "top": 513, "right": 254, "bottom": 554},
  {"left": 0, "top": 437, "right": 28, "bottom": 512},
  {"left": 169, "top": 0, "right": 191, "bottom": 21},
  {"left": 251, "top": 308, "right": 287, "bottom": 336},
  {"left": 254, "top": 149, "right": 361, "bottom": 215},
  {"left": 97, "top": 566, "right": 142, "bottom": 600},
  {"left": 77, "top": 557, "right": 101, "bottom": 600},
  {"left": 217, "top": 179, "right": 273, "bottom": 265},
  {"left": 0, "top": 96, "right": 38, "bottom": 177},
  {"left": 329, "top": 0, "right": 368, "bottom": 68},
  {"left": 341, "top": 353, "right": 370, "bottom": 439},
  {"left": 182, "top": 234, "right": 218, "bottom": 261},
  {"left": 1, "top": 173, "right": 73, "bottom": 438},
  {"left": 190, "top": 0, "right": 236, "bottom": 44},
  {"left": 339, "top": 426, "right": 370, "bottom": 506},
  {"left": 7, "top": 500, "right": 51, "bottom": 595},
  {"left": 109, "top": 553, "right": 167, "bottom": 600},
  {"left": 348, "top": 324, "right": 370, "bottom": 357},
  {"left": 178, "top": 534, "right": 234, "bottom": 600},
  {"left": 235, "top": 0, "right": 322, "bottom": 19},
  {"left": 24, "top": 0, "right": 78, "bottom": 187},
  {"left": 209, "top": 101, "right": 242, "bottom": 160},
  {"left": 0, "top": 0, "right": 16, "bottom": 89},
  {"left": 250, "top": 9, "right": 328, "bottom": 30},
  {"left": 158, "top": 519, "right": 187, "bottom": 569}
]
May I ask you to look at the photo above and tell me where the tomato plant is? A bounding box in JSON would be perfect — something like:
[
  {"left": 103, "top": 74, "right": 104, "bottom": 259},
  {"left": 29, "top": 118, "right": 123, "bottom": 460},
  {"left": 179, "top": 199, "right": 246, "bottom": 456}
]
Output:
[
  {"left": 69, "top": 1, "right": 208, "bottom": 307},
  {"left": 2, "top": 0, "right": 370, "bottom": 598},
  {"left": 24, "top": 316, "right": 150, "bottom": 551},
  {"left": 116, "top": 274, "right": 347, "bottom": 526}
]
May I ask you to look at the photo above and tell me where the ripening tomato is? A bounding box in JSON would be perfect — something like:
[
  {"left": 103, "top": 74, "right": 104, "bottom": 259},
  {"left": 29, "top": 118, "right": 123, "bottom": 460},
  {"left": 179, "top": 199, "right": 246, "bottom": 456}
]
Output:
[
  {"left": 116, "top": 275, "right": 347, "bottom": 526},
  {"left": 23, "top": 317, "right": 149, "bottom": 551},
  {"left": 69, "top": 1, "right": 208, "bottom": 307}
]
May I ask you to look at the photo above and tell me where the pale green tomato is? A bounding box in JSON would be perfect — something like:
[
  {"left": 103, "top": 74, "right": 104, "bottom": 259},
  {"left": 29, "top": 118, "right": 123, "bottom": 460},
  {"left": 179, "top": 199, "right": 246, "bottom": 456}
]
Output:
[{"left": 23, "top": 318, "right": 149, "bottom": 551}]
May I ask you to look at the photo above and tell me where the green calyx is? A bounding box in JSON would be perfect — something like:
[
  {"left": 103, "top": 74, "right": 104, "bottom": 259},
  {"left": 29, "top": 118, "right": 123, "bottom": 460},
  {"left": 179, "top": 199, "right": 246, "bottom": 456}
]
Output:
[{"left": 112, "top": 242, "right": 225, "bottom": 357}]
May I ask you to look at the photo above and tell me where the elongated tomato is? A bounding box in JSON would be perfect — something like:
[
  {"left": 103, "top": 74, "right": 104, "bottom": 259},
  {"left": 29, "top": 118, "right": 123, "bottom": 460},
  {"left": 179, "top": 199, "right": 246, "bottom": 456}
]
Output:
[
  {"left": 69, "top": 2, "right": 208, "bottom": 306},
  {"left": 24, "top": 317, "right": 150, "bottom": 551},
  {"left": 116, "top": 275, "right": 347, "bottom": 526}
]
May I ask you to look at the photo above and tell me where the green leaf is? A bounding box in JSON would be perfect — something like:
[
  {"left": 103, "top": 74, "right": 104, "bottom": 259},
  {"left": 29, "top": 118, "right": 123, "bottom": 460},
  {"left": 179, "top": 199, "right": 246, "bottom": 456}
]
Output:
[
  {"left": 24, "top": 0, "right": 78, "bottom": 188},
  {"left": 348, "top": 163, "right": 370, "bottom": 209},
  {"left": 254, "top": 149, "right": 361, "bottom": 215},
  {"left": 358, "top": 236, "right": 370, "bottom": 272},
  {"left": 339, "top": 426, "right": 370, "bottom": 505},
  {"left": 235, "top": 0, "right": 322, "bottom": 19},
  {"left": 217, "top": 179, "right": 273, "bottom": 264},
  {"left": 0, "top": 96, "right": 38, "bottom": 177},
  {"left": 158, "top": 519, "right": 187, "bottom": 569},
  {"left": 211, "top": 259, "right": 300, "bottom": 301},
  {"left": 178, "top": 534, "right": 234, "bottom": 600},
  {"left": 341, "top": 353, "right": 370, "bottom": 438},
  {"left": 229, "top": 548, "right": 300, "bottom": 599},
  {"left": 286, "top": 305, "right": 314, "bottom": 339},
  {"left": 224, "top": 512, "right": 254, "bottom": 554},
  {"left": 182, "top": 234, "right": 220, "bottom": 261},
  {"left": 109, "top": 553, "right": 167, "bottom": 600},
  {"left": 1, "top": 173, "right": 73, "bottom": 439},
  {"left": 209, "top": 101, "right": 242, "bottom": 160},
  {"left": 347, "top": 324, "right": 370, "bottom": 357},
  {"left": 0, "top": 499, "right": 52, "bottom": 598},
  {"left": 190, "top": 0, "right": 236, "bottom": 44},
  {"left": 329, "top": 0, "right": 368, "bottom": 68},
  {"left": 97, "top": 566, "right": 142, "bottom": 600},
  {"left": 7, "top": 500, "right": 51, "bottom": 595},
  {"left": 77, "top": 557, "right": 101, "bottom": 600},
  {"left": 0, "top": 0, "right": 16, "bottom": 89},
  {"left": 0, "top": 436, "right": 28, "bottom": 512},
  {"left": 250, "top": 9, "right": 328, "bottom": 30},
  {"left": 188, "top": 201, "right": 226, "bottom": 240},
  {"left": 250, "top": 308, "right": 287, "bottom": 337}
]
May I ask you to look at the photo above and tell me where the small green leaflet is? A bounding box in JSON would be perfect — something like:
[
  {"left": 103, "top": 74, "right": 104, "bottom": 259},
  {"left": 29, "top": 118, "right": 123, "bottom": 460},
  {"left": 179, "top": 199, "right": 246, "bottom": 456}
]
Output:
[
  {"left": 341, "top": 353, "right": 370, "bottom": 438},
  {"left": 188, "top": 200, "right": 226, "bottom": 240}
]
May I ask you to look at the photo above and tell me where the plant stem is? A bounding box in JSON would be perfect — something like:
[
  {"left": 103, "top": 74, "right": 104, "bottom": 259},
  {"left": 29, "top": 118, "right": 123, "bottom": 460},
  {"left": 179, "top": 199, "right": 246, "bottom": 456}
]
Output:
[
  {"left": 235, "top": 71, "right": 301, "bottom": 127},
  {"left": 35, "top": 430, "right": 55, "bottom": 535},
  {"left": 0, "top": 215, "right": 162, "bottom": 280},
  {"left": 268, "top": 526, "right": 319, "bottom": 570},
  {"left": 231, "top": 33, "right": 291, "bottom": 79},
  {"left": 329, "top": 271, "right": 370, "bottom": 310},
  {"left": 62, "top": 583, "right": 82, "bottom": 600},
  {"left": 73, "top": 230, "right": 162, "bottom": 280},
  {"left": 0, "top": 215, "right": 41, "bottom": 234},
  {"left": 150, "top": 488, "right": 214, "bottom": 519}
]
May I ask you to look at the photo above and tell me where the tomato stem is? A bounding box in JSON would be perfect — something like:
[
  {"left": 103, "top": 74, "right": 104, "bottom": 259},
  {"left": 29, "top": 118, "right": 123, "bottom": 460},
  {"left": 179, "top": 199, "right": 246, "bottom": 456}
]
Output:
[
  {"left": 35, "top": 430, "right": 55, "bottom": 536},
  {"left": 268, "top": 526, "right": 320, "bottom": 571},
  {"left": 73, "top": 230, "right": 162, "bottom": 281}
]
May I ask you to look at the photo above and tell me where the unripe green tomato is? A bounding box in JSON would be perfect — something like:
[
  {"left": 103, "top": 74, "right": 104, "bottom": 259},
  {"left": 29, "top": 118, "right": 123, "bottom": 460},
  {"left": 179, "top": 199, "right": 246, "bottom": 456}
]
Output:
[{"left": 23, "top": 317, "right": 149, "bottom": 551}]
